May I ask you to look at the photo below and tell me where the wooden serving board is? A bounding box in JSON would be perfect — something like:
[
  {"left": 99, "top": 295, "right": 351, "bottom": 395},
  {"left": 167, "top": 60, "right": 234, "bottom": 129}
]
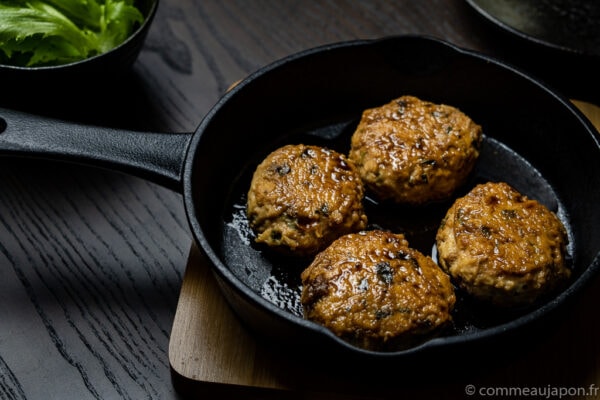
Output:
[
  {"left": 169, "top": 101, "right": 600, "bottom": 399},
  {"left": 168, "top": 245, "right": 288, "bottom": 392}
]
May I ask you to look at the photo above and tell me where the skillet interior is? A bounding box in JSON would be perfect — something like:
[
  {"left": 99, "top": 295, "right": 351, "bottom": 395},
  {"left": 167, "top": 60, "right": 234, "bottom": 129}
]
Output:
[{"left": 186, "top": 36, "right": 600, "bottom": 361}]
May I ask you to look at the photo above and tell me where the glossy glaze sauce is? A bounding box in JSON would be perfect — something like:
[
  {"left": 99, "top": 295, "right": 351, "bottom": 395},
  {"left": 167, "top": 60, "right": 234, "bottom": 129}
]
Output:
[{"left": 221, "top": 117, "right": 574, "bottom": 335}]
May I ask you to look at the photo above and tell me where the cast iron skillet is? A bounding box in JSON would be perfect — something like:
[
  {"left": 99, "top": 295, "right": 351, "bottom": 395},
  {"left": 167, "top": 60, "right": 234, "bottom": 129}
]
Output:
[{"left": 0, "top": 35, "right": 599, "bottom": 370}]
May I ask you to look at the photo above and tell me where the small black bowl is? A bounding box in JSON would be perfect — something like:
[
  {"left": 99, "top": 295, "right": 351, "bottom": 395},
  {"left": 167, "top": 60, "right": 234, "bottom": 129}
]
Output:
[
  {"left": 466, "top": 0, "right": 600, "bottom": 58},
  {"left": 0, "top": 0, "right": 158, "bottom": 94},
  {"left": 465, "top": 0, "right": 600, "bottom": 104}
]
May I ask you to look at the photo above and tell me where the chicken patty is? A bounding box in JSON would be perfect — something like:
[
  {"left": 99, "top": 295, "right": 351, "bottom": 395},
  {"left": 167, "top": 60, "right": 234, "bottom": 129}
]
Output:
[
  {"left": 301, "top": 230, "right": 456, "bottom": 351},
  {"left": 349, "top": 95, "right": 482, "bottom": 205},
  {"left": 436, "top": 181, "right": 571, "bottom": 307},
  {"left": 247, "top": 144, "right": 368, "bottom": 256}
]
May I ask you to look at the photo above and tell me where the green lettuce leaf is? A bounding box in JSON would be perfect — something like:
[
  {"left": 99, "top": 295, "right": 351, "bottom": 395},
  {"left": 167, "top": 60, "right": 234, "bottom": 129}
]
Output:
[{"left": 0, "top": 0, "right": 144, "bottom": 67}]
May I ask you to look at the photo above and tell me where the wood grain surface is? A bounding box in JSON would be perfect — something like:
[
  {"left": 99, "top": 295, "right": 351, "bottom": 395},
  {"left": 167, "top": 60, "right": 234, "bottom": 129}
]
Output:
[{"left": 0, "top": 1, "right": 598, "bottom": 399}]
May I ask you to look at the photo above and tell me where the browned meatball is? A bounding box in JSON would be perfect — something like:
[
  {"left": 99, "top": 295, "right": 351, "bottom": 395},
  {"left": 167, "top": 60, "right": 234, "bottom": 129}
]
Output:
[
  {"left": 247, "top": 144, "right": 368, "bottom": 256},
  {"left": 436, "top": 182, "right": 571, "bottom": 307},
  {"left": 301, "top": 230, "right": 456, "bottom": 351},
  {"left": 349, "top": 95, "right": 482, "bottom": 205}
]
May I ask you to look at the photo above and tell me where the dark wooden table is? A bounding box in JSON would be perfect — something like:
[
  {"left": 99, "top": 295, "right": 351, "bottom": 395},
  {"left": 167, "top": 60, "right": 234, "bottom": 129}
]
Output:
[{"left": 1, "top": 1, "right": 598, "bottom": 399}]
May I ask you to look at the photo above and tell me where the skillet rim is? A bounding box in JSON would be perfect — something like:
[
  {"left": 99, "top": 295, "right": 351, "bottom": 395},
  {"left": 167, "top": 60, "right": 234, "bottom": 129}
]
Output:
[{"left": 183, "top": 34, "right": 600, "bottom": 358}]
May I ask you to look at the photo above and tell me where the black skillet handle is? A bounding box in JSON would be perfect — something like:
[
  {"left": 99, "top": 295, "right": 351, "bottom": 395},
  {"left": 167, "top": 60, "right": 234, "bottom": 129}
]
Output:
[{"left": 0, "top": 107, "right": 193, "bottom": 192}]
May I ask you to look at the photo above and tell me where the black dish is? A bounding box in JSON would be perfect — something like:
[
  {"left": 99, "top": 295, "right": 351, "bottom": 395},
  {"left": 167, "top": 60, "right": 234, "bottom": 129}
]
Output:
[
  {"left": 0, "top": 35, "right": 598, "bottom": 373},
  {"left": 466, "top": 0, "right": 600, "bottom": 57},
  {"left": 465, "top": 0, "right": 600, "bottom": 105},
  {"left": 0, "top": 0, "right": 159, "bottom": 92}
]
